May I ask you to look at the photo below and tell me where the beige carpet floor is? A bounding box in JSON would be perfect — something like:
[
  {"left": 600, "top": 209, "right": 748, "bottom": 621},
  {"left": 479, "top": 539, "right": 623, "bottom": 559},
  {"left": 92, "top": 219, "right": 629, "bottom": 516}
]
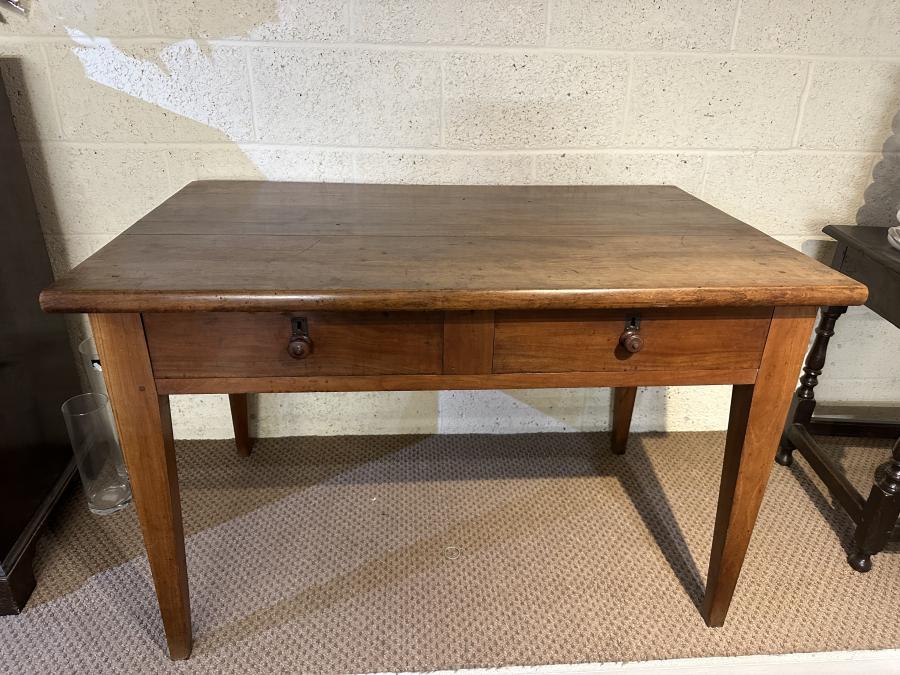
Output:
[{"left": 1, "top": 431, "right": 898, "bottom": 674}]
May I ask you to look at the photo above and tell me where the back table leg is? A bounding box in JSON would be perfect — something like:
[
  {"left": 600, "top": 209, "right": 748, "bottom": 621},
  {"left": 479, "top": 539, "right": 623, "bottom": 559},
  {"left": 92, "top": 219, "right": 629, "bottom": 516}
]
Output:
[
  {"left": 228, "top": 394, "right": 252, "bottom": 457},
  {"left": 611, "top": 387, "right": 637, "bottom": 454},
  {"left": 703, "top": 306, "right": 815, "bottom": 627},
  {"left": 91, "top": 313, "right": 192, "bottom": 660}
]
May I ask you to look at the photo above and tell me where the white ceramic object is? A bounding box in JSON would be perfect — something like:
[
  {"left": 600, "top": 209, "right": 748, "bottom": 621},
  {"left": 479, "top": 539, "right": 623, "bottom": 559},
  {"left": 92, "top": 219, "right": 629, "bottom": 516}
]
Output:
[{"left": 888, "top": 227, "right": 900, "bottom": 251}]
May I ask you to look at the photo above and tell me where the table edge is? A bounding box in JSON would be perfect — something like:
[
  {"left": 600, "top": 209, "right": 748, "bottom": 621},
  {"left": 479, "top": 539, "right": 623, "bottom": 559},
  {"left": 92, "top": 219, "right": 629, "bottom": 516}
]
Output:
[{"left": 40, "top": 284, "right": 868, "bottom": 313}]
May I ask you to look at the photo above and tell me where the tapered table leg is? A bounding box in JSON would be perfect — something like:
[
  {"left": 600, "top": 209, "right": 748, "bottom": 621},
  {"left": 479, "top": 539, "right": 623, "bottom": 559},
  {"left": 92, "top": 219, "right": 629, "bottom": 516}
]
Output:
[
  {"left": 611, "top": 387, "right": 637, "bottom": 455},
  {"left": 91, "top": 313, "right": 192, "bottom": 660},
  {"left": 703, "top": 306, "right": 815, "bottom": 627},
  {"left": 228, "top": 393, "right": 252, "bottom": 457}
]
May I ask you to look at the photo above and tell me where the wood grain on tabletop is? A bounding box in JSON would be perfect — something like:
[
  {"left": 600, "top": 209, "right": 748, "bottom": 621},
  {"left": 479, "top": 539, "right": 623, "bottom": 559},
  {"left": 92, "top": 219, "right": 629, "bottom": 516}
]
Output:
[{"left": 40, "top": 182, "right": 868, "bottom": 313}]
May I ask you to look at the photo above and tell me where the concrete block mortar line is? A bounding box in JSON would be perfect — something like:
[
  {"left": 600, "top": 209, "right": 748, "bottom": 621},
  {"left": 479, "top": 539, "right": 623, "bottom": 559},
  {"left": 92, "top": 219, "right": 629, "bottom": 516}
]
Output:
[
  {"left": 790, "top": 61, "right": 815, "bottom": 148},
  {"left": 37, "top": 41, "right": 64, "bottom": 139},
  {"left": 816, "top": 375, "right": 900, "bottom": 386},
  {"left": 162, "top": 149, "right": 174, "bottom": 194},
  {"left": 18, "top": 139, "right": 888, "bottom": 159},
  {"left": 245, "top": 47, "right": 261, "bottom": 142},
  {"left": 544, "top": 0, "right": 552, "bottom": 47},
  {"left": 621, "top": 55, "right": 635, "bottom": 137},
  {"left": 347, "top": 0, "right": 356, "bottom": 40},
  {"left": 199, "top": 41, "right": 900, "bottom": 64},
  {"left": 728, "top": 0, "right": 743, "bottom": 52},
  {"left": 698, "top": 154, "right": 711, "bottom": 200},
  {"left": 868, "top": 152, "right": 881, "bottom": 182},
  {"left": 7, "top": 34, "right": 900, "bottom": 64},
  {"left": 439, "top": 57, "right": 446, "bottom": 147},
  {"left": 139, "top": 0, "right": 155, "bottom": 35}
]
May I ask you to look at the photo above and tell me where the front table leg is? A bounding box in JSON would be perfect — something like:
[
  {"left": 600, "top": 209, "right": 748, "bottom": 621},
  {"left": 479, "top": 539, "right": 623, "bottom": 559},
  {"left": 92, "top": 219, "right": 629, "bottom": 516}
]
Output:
[
  {"left": 91, "top": 314, "right": 192, "bottom": 659},
  {"left": 703, "top": 306, "right": 815, "bottom": 626}
]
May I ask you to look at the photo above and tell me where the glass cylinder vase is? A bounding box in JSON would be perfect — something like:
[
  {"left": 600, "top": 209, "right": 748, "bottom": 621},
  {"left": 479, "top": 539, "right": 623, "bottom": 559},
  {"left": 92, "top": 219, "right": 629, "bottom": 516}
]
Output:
[{"left": 61, "top": 393, "right": 131, "bottom": 515}]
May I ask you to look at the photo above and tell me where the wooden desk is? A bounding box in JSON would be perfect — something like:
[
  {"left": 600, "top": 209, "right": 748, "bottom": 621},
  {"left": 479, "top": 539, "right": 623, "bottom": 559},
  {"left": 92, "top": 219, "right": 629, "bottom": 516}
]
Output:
[{"left": 41, "top": 182, "right": 866, "bottom": 660}]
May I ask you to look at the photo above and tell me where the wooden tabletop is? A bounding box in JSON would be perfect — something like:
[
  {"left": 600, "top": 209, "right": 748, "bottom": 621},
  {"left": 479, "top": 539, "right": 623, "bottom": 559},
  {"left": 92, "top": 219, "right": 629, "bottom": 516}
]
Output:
[{"left": 41, "top": 182, "right": 867, "bottom": 313}]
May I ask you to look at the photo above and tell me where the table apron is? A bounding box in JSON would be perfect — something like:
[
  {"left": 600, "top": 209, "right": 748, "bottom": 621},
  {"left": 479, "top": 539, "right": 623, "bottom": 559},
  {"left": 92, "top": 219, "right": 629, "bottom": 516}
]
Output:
[
  {"left": 154, "top": 369, "right": 760, "bottom": 395},
  {"left": 144, "top": 308, "right": 773, "bottom": 388}
]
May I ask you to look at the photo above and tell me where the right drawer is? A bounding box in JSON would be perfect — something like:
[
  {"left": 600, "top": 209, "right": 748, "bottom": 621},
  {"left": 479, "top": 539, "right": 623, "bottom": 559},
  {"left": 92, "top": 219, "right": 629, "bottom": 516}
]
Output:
[{"left": 492, "top": 307, "right": 772, "bottom": 373}]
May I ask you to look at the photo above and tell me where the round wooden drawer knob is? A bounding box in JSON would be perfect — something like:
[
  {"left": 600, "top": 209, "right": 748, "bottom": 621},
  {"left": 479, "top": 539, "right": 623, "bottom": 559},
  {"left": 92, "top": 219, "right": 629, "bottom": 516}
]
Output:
[
  {"left": 287, "top": 335, "right": 313, "bottom": 359},
  {"left": 619, "top": 328, "right": 643, "bottom": 353}
]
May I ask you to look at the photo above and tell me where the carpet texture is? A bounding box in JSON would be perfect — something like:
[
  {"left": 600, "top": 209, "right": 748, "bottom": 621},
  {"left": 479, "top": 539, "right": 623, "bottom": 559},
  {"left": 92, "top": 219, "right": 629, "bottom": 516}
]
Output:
[{"left": 1, "top": 431, "right": 898, "bottom": 674}]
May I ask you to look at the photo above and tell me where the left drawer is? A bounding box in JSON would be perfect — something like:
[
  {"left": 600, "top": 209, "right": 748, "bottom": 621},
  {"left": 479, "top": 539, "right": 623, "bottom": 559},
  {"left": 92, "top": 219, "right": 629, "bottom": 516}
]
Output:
[{"left": 144, "top": 311, "right": 444, "bottom": 379}]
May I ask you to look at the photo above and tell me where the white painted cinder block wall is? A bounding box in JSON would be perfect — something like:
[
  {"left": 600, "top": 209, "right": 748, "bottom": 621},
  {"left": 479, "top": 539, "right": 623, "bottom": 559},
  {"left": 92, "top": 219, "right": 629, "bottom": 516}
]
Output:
[{"left": 1, "top": 1, "right": 898, "bottom": 439}]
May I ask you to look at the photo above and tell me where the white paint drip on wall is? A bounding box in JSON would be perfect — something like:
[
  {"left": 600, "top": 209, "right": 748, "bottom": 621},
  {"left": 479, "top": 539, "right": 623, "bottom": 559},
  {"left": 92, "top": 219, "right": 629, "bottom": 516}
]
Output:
[{"left": 67, "top": 30, "right": 260, "bottom": 150}]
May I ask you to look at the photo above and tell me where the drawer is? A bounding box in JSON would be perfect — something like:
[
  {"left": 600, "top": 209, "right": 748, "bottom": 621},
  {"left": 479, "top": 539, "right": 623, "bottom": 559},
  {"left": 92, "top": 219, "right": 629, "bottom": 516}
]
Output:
[
  {"left": 144, "top": 311, "right": 443, "bottom": 379},
  {"left": 493, "top": 308, "right": 772, "bottom": 373}
]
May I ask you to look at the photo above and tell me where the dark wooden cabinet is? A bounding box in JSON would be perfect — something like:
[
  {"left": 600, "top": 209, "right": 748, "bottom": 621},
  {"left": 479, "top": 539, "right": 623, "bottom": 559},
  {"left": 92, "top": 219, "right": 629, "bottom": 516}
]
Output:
[{"left": 0, "top": 67, "right": 82, "bottom": 614}]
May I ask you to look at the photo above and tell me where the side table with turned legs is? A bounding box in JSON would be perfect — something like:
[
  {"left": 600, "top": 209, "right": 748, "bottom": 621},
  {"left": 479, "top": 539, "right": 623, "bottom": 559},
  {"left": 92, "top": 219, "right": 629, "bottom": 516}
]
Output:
[{"left": 777, "top": 225, "right": 900, "bottom": 572}]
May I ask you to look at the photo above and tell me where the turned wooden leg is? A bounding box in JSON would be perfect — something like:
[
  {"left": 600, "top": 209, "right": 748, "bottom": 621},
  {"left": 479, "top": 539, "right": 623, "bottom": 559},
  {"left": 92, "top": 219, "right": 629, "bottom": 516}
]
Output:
[
  {"left": 91, "top": 314, "right": 192, "bottom": 660},
  {"left": 776, "top": 305, "right": 847, "bottom": 467},
  {"left": 704, "top": 306, "right": 815, "bottom": 627},
  {"left": 228, "top": 393, "right": 252, "bottom": 457},
  {"left": 611, "top": 387, "right": 637, "bottom": 455},
  {"left": 847, "top": 437, "right": 900, "bottom": 572}
]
